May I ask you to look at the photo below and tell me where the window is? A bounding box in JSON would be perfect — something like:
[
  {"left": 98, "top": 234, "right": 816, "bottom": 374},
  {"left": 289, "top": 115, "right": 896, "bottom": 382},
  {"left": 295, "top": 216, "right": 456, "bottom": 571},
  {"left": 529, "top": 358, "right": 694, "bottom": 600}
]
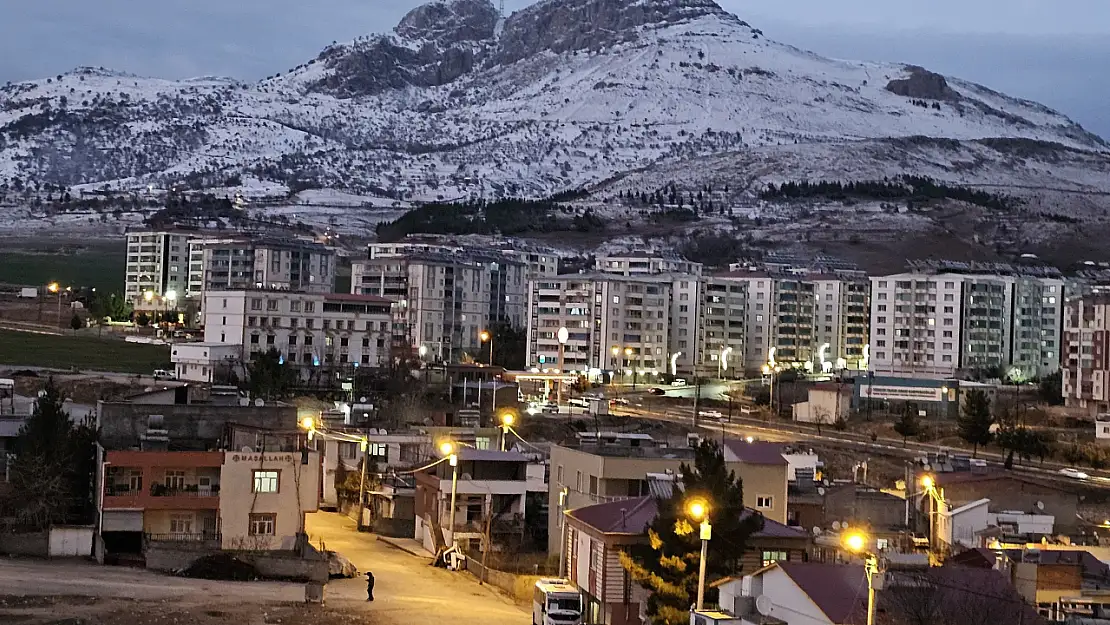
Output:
[
  {"left": 164, "top": 470, "right": 185, "bottom": 490},
  {"left": 169, "top": 513, "right": 193, "bottom": 534},
  {"left": 252, "top": 470, "right": 279, "bottom": 493},
  {"left": 756, "top": 496, "right": 773, "bottom": 509},
  {"left": 761, "top": 550, "right": 788, "bottom": 567},
  {"left": 249, "top": 513, "right": 276, "bottom": 536},
  {"left": 589, "top": 475, "right": 598, "bottom": 496}
]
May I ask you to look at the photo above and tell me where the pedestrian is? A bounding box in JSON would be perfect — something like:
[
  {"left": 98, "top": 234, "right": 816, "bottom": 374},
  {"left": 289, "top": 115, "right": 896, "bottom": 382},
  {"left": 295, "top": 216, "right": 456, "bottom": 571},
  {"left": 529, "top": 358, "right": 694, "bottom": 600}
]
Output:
[{"left": 365, "top": 571, "right": 375, "bottom": 601}]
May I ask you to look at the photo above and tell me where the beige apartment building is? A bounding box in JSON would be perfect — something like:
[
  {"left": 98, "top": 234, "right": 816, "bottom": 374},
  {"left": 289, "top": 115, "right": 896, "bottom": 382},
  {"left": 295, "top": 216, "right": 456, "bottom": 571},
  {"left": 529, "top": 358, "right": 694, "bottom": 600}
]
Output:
[{"left": 547, "top": 435, "right": 789, "bottom": 556}]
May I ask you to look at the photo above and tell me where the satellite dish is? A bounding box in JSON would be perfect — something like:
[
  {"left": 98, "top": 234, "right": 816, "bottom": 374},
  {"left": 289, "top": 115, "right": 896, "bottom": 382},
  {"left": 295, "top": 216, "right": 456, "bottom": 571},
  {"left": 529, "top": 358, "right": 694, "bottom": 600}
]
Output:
[
  {"left": 359, "top": 396, "right": 368, "bottom": 403},
  {"left": 461, "top": 473, "right": 473, "bottom": 480},
  {"left": 1036, "top": 501, "right": 1045, "bottom": 511},
  {"left": 818, "top": 487, "right": 826, "bottom": 495},
  {"left": 832, "top": 521, "right": 842, "bottom": 530},
  {"left": 755, "top": 595, "right": 774, "bottom": 616},
  {"left": 238, "top": 397, "right": 250, "bottom": 407},
  {"left": 241, "top": 446, "right": 254, "bottom": 453},
  {"left": 254, "top": 398, "right": 264, "bottom": 407},
  {"left": 813, "top": 527, "right": 823, "bottom": 536}
]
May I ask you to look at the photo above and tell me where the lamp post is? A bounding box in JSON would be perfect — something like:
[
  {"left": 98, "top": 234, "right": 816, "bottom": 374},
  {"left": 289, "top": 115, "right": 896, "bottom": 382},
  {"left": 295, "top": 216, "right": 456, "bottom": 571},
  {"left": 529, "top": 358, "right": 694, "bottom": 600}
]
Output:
[
  {"left": 441, "top": 441, "right": 459, "bottom": 546},
  {"left": 164, "top": 289, "right": 178, "bottom": 327},
  {"left": 557, "top": 327, "right": 569, "bottom": 406},
  {"left": 919, "top": 474, "right": 943, "bottom": 559},
  {"left": 624, "top": 347, "right": 634, "bottom": 390},
  {"left": 718, "top": 346, "right": 733, "bottom": 380},
  {"left": 499, "top": 411, "right": 515, "bottom": 451},
  {"left": 419, "top": 345, "right": 429, "bottom": 384},
  {"left": 687, "top": 498, "right": 712, "bottom": 612},
  {"left": 480, "top": 329, "right": 494, "bottom": 365},
  {"left": 843, "top": 530, "right": 879, "bottom": 625},
  {"left": 558, "top": 486, "right": 570, "bottom": 577},
  {"left": 610, "top": 346, "right": 620, "bottom": 392}
]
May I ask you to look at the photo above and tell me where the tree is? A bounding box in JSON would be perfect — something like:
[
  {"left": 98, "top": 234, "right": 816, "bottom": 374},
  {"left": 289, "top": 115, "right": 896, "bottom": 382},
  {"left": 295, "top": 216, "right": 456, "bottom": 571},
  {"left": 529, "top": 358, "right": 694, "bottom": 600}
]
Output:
[
  {"left": 811, "top": 407, "right": 832, "bottom": 435},
  {"left": 135, "top": 312, "right": 150, "bottom": 326},
  {"left": 247, "top": 347, "right": 297, "bottom": 400},
  {"left": 958, "top": 390, "right": 994, "bottom": 457},
  {"left": 893, "top": 404, "right": 922, "bottom": 446},
  {"left": 89, "top": 292, "right": 132, "bottom": 322},
  {"left": 5, "top": 380, "right": 98, "bottom": 528},
  {"left": 621, "top": 440, "right": 763, "bottom": 625},
  {"left": 1039, "top": 371, "right": 1064, "bottom": 406},
  {"left": 69, "top": 312, "right": 83, "bottom": 334}
]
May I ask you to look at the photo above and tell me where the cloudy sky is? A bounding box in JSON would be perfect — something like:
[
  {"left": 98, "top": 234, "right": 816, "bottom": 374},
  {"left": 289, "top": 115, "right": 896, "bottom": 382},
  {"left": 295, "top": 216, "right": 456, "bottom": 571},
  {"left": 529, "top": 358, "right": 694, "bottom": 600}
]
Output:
[{"left": 1, "top": 0, "right": 1106, "bottom": 138}]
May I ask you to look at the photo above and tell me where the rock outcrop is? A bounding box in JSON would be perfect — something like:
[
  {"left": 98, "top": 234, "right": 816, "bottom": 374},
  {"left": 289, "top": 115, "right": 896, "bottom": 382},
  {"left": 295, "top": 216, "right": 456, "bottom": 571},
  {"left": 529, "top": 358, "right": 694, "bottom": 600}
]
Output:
[{"left": 885, "top": 66, "right": 959, "bottom": 101}]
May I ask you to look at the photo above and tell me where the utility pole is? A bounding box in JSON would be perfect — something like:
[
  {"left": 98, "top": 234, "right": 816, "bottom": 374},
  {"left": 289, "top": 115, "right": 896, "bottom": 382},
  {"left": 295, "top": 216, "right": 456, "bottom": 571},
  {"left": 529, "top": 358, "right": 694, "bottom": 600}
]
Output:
[
  {"left": 479, "top": 507, "right": 494, "bottom": 585},
  {"left": 356, "top": 403, "right": 373, "bottom": 531}
]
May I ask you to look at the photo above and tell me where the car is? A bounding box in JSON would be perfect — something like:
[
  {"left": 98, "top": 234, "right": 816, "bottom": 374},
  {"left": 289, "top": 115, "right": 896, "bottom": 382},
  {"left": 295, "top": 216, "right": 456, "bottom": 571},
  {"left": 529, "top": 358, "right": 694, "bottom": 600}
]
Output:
[
  {"left": 699, "top": 410, "right": 723, "bottom": 419},
  {"left": 152, "top": 369, "right": 177, "bottom": 381},
  {"left": 1059, "top": 468, "right": 1090, "bottom": 480},
  {"left": 671, "top": 379, "right": 688, "bottom": 387},
  {"left": 610, "top": 397, "right": 630, "bottom": 406},
  {"left": 541, "top": 402, "right": 560, "bottom": 413},
  {"left": 568, "top": 398, "right": 589, "bottom": 408},
  {"left": 649, "top": 388, "right": 667, "bottom": 396}
]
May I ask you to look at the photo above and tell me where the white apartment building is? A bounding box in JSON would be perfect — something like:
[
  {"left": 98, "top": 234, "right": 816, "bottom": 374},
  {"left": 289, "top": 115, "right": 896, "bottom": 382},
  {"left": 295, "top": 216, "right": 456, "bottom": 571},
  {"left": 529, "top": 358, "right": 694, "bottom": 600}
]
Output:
[
  {"left": 124, "top": 229, "right": 200, "bottom": 304},
  {"left": 870, "top": 270, "right": 1063, "bottom": 380},
  {"left": 694, "top": 278, "right": 745, "bottom": 377},
  {"left": 526, "top": 274, "right": 673, "bottom": 380},
  {"left": 595, "top": 253, "right": 703, "bottom": 277},
  {"left": 1063, "top": 294, "right": 1110, "bottom": 416},
  {"left": 369, "top": 241, "right": 559, "bottom": 280},
  {"left": 201, "top": 290, "right": 394, "bottom": 371},
  {"left": 352, "top": 252, "right": 527, "bottom": 362}
]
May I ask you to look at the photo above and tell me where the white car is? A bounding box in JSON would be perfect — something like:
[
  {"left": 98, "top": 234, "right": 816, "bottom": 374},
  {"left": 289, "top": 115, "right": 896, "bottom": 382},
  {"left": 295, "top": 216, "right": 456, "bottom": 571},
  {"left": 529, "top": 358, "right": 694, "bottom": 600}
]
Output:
[
  {"left": 671, "top": 379, "right": 688, "bottom": 387},
  {"left": 699, "top": 410, "right": 724, "bottom": 419},
  {"left": 1059, "top": 468, "right": 1090, "bottom": 480}
]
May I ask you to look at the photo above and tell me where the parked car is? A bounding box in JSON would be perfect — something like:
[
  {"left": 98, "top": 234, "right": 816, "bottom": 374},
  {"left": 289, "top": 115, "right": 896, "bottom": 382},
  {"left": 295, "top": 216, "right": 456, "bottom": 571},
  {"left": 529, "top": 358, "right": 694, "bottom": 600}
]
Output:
[
  {"left": 649, "top": 388, "right": 667, "bottom": 396},
  {"left": 699, "top": 410, "right": 723, "bottom": 420},
  {"left": 671, "top": 379, "right": 688, "bottom": 387},
  {"left": 153, "top": 369, "right": 177, "bottom": 381},
  {"left": 610, "top": 398, "right": 630, "bottom": 406}
]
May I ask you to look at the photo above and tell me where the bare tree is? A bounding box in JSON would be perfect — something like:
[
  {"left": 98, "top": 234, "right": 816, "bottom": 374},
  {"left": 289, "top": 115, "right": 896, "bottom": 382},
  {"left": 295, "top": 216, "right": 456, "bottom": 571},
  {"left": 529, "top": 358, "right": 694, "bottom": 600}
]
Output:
[{"left": 881, "top": 567, "right": 1043, "bottom": 625}]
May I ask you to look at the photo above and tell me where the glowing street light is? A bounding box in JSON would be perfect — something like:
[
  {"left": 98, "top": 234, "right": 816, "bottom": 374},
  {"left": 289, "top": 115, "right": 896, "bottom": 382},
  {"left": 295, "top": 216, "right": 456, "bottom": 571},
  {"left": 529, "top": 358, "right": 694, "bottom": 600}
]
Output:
[
  {"left": 842, "top": 529, "right": 878, "bottom": 625},
  {"left": 686, "top": 497, "right": 712, "bottom": 611},
  {"left": 499, "top": 411, "right": 516, "bottom": 451},
  {"left": 441, "top": 441, "right": 459, "bottom": 545}
]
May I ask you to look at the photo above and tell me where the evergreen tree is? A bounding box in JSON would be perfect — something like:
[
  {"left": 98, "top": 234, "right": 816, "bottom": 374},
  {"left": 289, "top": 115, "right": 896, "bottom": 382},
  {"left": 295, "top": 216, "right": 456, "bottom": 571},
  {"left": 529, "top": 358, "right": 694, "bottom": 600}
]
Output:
[
  {"left": 247, "top": 347, "right": 297, "bottom": 400},
  {"left": 621, "top": 440, "right": 763, "bottom": 625},
  {"left": 893, "top": 403, "right": 922, "bottom": 446},
  {"left": 958, "top": 390, "right": 994, "bottom": 457},
  {"left": 69, "top": 312, "right": 82, "bottom": 334}
]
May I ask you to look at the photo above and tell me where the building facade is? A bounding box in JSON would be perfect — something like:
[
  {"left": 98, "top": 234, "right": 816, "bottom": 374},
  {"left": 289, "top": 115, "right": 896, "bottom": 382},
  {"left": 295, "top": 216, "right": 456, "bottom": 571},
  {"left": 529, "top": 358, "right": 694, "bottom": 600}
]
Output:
[
  {"left": 1063, "top": 294, "right": 1110, "bottom": 415},
  {"left": 198, "top": 236, "right": 335, "bottom": 294},
  {"left": 124, "top": 229, "right": 199, "bottom": 304},
  {"left": 201, "top": 290, "right": 395, "bottom": 370}
]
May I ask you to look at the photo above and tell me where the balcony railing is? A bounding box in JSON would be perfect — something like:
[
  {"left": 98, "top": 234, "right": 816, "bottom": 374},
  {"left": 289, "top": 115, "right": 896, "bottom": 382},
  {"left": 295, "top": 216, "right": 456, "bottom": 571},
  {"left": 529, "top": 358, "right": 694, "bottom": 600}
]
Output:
[
  {"left": 149, "top": 484, "right": 220, "bottom": 497},
  {"left": 144, "top": 532, "right": 221, "bottom": 546}
]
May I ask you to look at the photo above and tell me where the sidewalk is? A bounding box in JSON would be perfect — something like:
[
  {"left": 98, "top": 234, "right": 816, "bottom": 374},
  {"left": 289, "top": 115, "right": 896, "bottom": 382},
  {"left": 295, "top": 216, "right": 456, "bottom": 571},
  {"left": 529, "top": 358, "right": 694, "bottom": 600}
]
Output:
[{"left": 376, "top": 535, "right": 434, "bottom": 559}]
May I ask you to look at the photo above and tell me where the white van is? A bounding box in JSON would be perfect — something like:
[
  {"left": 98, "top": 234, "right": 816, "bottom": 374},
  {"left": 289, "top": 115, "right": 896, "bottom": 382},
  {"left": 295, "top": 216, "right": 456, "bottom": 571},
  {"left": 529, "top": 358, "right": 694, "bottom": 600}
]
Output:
[{"left": 533, "top": 579, "right": 583, "bottom": 625}]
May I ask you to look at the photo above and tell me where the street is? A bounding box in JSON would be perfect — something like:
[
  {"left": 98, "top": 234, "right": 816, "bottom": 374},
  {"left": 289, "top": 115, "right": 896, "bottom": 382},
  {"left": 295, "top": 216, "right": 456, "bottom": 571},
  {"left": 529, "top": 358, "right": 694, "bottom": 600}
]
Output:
[{"left": 305, "top": 510, "right": 530, "bottom": 625}]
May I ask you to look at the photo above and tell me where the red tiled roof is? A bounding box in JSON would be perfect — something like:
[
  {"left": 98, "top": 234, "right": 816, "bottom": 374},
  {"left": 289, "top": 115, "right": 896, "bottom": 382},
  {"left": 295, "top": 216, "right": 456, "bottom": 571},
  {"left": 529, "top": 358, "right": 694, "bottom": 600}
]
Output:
[
  {"left": 566, "top": 496, "right": 807, "bottom": 539},
  {"left": 776, "top": 561, "right": 867, "bottom": 624},
  {"left": 723, "top": 440, "right": 788, "bottom": 465}
]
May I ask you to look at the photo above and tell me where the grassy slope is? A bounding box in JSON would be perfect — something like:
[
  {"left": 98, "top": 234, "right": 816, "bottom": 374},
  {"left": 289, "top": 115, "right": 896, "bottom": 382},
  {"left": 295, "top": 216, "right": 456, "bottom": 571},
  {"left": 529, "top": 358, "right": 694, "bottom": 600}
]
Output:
[
  {"left": 0, "top": 240, "right": 126, "bottom": 292},
  {"left": 0, "top": 329, "right": 170, "bottom": 373}
]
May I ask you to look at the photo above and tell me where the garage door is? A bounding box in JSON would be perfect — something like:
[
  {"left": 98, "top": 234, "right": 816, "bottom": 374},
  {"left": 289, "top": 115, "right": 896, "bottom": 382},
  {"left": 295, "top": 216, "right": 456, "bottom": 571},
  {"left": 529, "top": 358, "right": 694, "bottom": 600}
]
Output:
[{"left": 102, "top": 511, "right": 143, "bottom": 532}]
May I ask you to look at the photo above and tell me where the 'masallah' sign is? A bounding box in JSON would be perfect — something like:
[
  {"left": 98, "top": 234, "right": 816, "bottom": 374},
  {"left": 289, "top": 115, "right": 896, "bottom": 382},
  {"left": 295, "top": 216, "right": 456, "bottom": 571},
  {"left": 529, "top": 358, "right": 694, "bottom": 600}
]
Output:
[{"left": 231, "top": 454, "right": 294, "bottom": 463}]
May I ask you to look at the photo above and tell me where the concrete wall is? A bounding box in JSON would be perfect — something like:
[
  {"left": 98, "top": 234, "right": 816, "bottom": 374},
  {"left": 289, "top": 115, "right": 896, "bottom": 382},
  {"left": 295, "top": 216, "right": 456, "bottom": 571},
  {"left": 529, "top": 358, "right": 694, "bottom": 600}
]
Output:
[
  {"left": 145, "top": 543, "right": 327, "bottom": 582},
  {"left": 373, "top": 517, "right": 415, "bottom": 538},
  {"left": 736, "top": 463, "right": 789, "bottom": 525},
  {"left": 0, "top": 527, "right": 93, "bottom": 558},
  {"left": 941, "top": 480, "right": 1079, "bottom": 533},
  {"left": 99, "top": 402, "right": 298, "bottom": 450},
  {"left": 0, "top": 531, "right": 49, "bottom": 556},
  {"left": 464, "top": 557, "right": 542, "bottom": 604}
]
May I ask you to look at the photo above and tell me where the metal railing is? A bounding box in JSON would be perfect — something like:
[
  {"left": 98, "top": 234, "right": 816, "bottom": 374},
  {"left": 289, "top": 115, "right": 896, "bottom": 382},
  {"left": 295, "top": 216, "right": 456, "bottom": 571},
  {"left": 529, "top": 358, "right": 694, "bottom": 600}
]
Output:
[
  {"left": 149, "top": 484, "right": 221, "bottom": 497},
  {"left": 144, "top": 532, "right": 221, "bottom": 544}
]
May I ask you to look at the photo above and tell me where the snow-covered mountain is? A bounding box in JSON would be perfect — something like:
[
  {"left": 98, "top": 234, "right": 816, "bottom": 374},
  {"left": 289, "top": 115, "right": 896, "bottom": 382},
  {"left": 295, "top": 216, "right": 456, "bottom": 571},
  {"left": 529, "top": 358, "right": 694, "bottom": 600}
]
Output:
[{"left": 0, "top": 0, "right": 1106, "bottom": 205}]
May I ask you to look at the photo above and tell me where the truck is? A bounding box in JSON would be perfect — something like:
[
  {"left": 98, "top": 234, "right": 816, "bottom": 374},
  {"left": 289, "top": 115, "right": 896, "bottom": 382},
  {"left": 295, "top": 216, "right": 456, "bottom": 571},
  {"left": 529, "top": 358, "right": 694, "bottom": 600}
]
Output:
[
  {"left": 532, "top": 579, "right": 583, "bottom": 625},
  {"left": 18, "top": 287, "right": 38, "bottom": 298}
]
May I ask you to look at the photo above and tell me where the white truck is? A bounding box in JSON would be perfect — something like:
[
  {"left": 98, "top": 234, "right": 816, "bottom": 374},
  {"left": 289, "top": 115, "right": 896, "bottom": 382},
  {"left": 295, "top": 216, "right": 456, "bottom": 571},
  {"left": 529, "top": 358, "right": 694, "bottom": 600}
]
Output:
[
  {"left": 532, "top": 579, "right": 583, "bottom": 625},
  {"left": 18, "top": 287, "right": 38, "bottom": 298}
]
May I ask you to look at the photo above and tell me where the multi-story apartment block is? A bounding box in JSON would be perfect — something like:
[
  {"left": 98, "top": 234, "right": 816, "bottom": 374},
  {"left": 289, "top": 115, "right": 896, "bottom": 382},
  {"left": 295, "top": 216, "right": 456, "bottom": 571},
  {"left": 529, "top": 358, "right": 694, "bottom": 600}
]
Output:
[
  {"left": 199, "top": 290, "right": 394, "bottom": 370},
  {"left": 695, "top": 278, "right": 746, "bottom": 377},
  {"left": 352, "top": 251, "right": 527, "bottom": 361},
  {"left": 369, "top": 240, "right": 560, "bottom": 280},
  {"left": 870, "top": 265, "right": 1064, "bottom": 380},
  {"left": 595, "top": 252, "right": 703, "bottom": 277},
  {"left": 198, "top": 236, "right": 335, "bottom": 294},
  {"left": 124, "top": 229, "right": 199, "bottom": 304},
  {"left": 812, "top": 276, "right": 870, "bottom": 371},
  {"left": 526, "top": 274, "right": 672, "bottom": 380},
  {"left": 1063, "top": 294, "right": 1110, "bottom": 416}
]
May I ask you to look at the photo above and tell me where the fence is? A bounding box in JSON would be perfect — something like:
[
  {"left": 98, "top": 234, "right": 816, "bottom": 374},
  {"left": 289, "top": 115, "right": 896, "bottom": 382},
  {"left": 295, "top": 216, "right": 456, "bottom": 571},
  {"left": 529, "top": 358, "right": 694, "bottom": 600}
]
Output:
[{"left": 463, "top": 557, "right": 544, "bottom": 604}]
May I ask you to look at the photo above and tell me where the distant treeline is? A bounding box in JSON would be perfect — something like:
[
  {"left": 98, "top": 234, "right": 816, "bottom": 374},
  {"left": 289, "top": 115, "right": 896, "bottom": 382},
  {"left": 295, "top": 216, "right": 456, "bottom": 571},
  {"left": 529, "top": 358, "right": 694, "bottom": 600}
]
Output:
[
  {"left": 761, "top": 176, "right": 1017, "bottom": 211},
  {"left": 375, "top": 198, "right": 607, "bottom": 242}
]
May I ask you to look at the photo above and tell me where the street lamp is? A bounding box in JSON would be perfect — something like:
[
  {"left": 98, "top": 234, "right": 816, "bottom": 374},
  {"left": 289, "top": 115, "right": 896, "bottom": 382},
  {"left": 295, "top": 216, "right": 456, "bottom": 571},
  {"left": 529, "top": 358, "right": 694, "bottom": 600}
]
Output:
[
  {"left": 440, "top": 441, "right": 459, "bottom": 546},
  {"left": 718, "top": 346, "right": 733, "bottom": 380},
  {"left": 480, "top": 330, "right": 493, "bottom": 365},
  {"left": 624, "top": 347, "right": 635, "bottom": 390},
  {"left": 842, "top": 529, "right": 879, "bottom": 625},
  {"left": 499, "top": 411, "right": 515, "bottom": 451},
  {"left": 686, "top": 497, "right": 712, "bottom": 612},
  {"left": 557, "top": 327, "right": 569, "bottom": 405}
]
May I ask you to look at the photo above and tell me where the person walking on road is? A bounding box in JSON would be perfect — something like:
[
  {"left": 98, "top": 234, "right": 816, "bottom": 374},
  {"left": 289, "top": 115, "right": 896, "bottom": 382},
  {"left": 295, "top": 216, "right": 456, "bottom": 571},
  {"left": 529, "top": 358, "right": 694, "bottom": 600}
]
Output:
[{"left": 365, "top": 571, "right": 375, "bottom": 601}]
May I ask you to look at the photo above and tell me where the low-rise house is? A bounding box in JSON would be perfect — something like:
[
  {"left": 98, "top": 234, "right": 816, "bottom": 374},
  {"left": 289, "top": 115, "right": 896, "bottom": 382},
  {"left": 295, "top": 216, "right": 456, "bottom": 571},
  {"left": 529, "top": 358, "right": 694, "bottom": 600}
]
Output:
[
  {"left": 414, "top": 448, "right": 529, "bottom": 554},
  {"left": 932, "top": 471, "right": 1078, "bottom": 533},
  {"left": 561, "top": 490, "right": 809, "bottom": 625}
]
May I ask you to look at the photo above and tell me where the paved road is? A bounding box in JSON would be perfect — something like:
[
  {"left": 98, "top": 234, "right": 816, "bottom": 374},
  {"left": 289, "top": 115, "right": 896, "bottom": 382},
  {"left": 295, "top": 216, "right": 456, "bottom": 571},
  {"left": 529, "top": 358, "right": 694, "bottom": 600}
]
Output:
[{"left": 305, "top": 511, "right": 530, "bottom": 625}]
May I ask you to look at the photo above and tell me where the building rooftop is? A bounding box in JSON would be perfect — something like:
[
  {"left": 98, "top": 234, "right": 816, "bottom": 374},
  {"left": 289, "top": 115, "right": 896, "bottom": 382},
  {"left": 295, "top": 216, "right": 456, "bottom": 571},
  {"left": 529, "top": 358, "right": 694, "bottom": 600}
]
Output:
[
  {"left": 933, "top": 470, "right": 1074, "bottom": 493},
  {"left": 323, "top": 293, "right": 395, "bottom": 305},
  {"left": 556, "top": 442, "right": 696, "bottom": 459},
  {"left": 772, "top": 562, "right": 867, "bottom": 624},
  {"left": 567, "top": 495, "right": 808, "bottom": 540},
  {"left": 723, "top": 440, "right": 789, "bottom": 466},
  {"left": 453, "top": 448, "right": 529, "bottom": 463}
]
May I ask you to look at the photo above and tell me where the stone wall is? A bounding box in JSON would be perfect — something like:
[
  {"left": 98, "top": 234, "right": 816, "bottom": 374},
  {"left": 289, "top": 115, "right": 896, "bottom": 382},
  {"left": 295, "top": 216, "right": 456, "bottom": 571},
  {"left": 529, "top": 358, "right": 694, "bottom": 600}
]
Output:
[
  {"left": 99, "top": 402, "right": 297, "bottom": 449},
  {"left": 372, "top": 517, "right": 415, "bottom": 538}
]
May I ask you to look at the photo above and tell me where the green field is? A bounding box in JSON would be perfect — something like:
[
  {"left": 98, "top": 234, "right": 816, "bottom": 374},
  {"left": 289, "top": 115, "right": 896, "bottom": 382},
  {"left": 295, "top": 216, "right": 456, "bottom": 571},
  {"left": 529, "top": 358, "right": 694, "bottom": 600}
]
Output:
[
  {"left": 0, "top": 329, "right": 171, "bottom": 373},
  {"left": 0, "top": 240, "right": 127, "bottom": 293}
]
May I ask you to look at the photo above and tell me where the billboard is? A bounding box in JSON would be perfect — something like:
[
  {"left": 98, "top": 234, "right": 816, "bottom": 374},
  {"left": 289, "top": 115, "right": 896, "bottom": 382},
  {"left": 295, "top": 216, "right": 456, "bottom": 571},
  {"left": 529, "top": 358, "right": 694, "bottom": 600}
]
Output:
[{"left": 859, "top": 384, "right": 943, "bottom": 402}]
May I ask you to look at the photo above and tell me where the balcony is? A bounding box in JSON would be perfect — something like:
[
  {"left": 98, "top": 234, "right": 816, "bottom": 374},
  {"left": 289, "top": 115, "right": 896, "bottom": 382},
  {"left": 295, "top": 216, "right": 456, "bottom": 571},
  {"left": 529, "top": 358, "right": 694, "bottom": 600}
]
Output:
[{"left": 144, "top": 532, "right": 222, "bottom": 549}]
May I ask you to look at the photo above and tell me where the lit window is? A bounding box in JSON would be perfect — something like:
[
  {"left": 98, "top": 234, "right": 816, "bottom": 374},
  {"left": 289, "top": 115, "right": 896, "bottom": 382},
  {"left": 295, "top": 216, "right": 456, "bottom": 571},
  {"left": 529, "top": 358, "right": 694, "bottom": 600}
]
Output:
[
  {"left": 249, "top": 513, "right": 276, "bottom": 536},
  {"left": 252, "top": 470, "right": 279, "bottom": 493}
]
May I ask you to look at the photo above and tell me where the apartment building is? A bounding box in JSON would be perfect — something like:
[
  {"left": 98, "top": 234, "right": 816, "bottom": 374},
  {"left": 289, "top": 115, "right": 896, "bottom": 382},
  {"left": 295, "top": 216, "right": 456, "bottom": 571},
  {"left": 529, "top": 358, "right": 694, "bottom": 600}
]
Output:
[
  {"left": 198, "top": 235, "right": 335, "bottom": 294},
  {"left": 352, "top": 252, "right": 527, "bottom": 362},
  {"left": 124, "top": 228, "right": 200, "bottom": 304},
  {"left": 694, "top": 277, "right": 745, "bottom": 377},
  {"left": 369, "top": 240, "right": 560, "bottom": 280},
  {"left": 526, "top": 274, "right": 673, "bottom": 380},
  {"left": 870, "top": 266, "right": 1064, "bottom": 380},
  {"left": 595, "top": 253, "right": 703, "bottom": 277},
  {"left": 1063, "top": 294, "right": 1110, "bottom": 416},
  {"left": 199, "top": 290, "right": 394, "bottom": 370},
  {"left": 99, "top": 448, "right": 320, "bottom": 553},
  {"left": 547, "top": 434, "right": 789, "bottom": 557}
]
